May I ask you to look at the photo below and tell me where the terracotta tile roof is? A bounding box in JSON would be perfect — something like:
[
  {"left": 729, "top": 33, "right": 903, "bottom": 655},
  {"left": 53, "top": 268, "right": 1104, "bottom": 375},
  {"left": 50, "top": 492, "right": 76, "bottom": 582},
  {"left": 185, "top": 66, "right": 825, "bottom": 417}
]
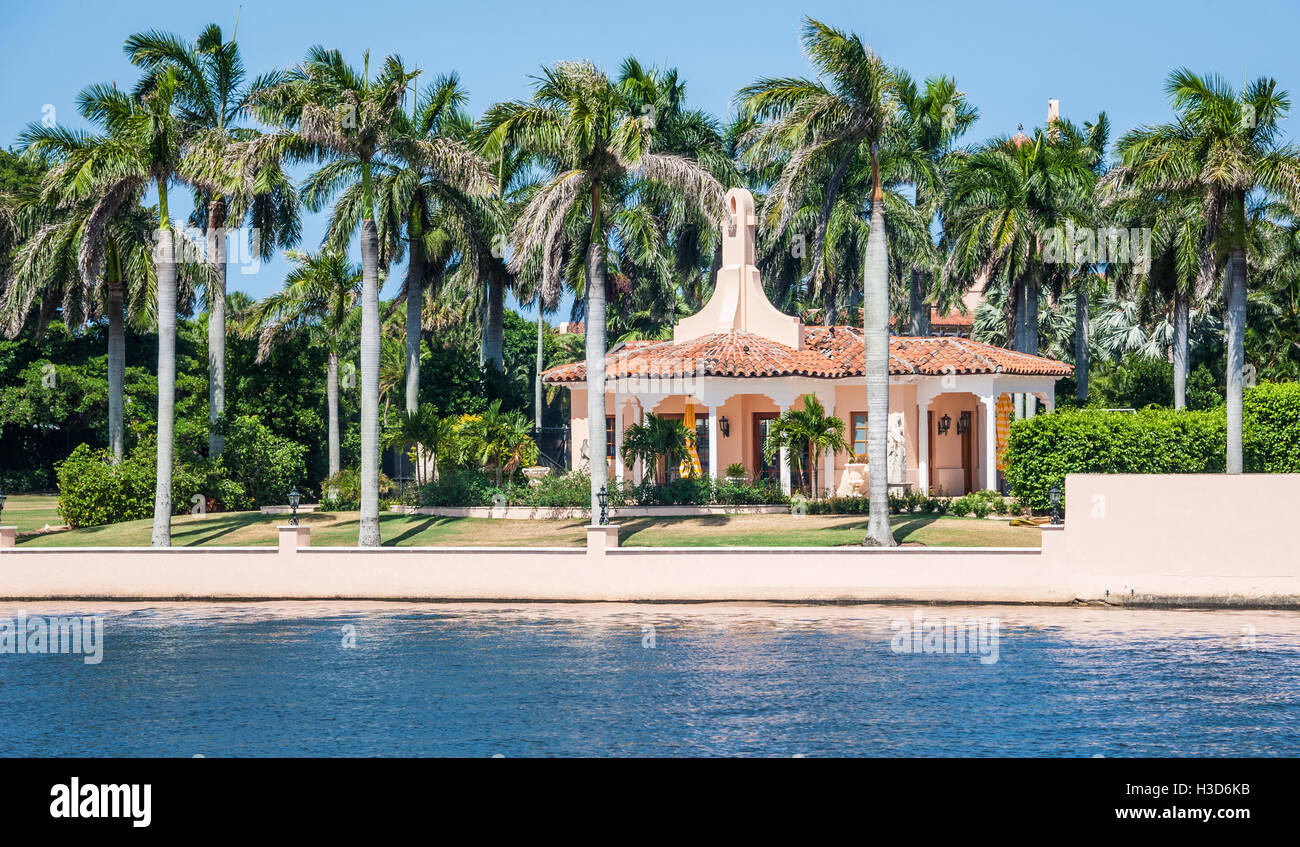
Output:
[{"left": 542, "top": 327, "right": 1072, "bottom": 383}]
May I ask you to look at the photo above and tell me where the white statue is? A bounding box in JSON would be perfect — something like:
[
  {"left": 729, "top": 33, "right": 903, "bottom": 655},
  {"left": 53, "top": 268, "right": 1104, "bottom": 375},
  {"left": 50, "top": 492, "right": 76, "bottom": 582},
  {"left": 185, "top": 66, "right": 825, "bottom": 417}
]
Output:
[{"left": 886, "top": 412, "right": 907, "bottom": 484}]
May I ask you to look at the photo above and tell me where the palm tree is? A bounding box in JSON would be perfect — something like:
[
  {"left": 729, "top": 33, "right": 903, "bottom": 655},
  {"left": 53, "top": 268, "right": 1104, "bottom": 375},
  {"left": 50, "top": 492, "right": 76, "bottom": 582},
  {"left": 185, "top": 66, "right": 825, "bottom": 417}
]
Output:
[
  {"left": 243, "top": 250, "right": 361, "bottom": 485},
  {"left": 302, "top": 71, "right": 493, "bottom": 419},
  {"left": 253, "top": 48, "right": 419, "bottom": 545},
  {"left": 127, "top": 23, "right": 301, "bottom": 458},
  {"left": 466, "top": 399, "right": 538, "bottom": 486},
  {"left": 893, "top": 72, "right": 977, "bottom": 334},
  {"left": 738, "top": 18, "right": 895, "bottom": 544},
  {"left": 484, "top": 59, "right": 725, "bottom": 522},
  {"left": 621, "top": 413, "right": 693, "bottom": 486},
  {"left": 762, "top": 395, "right": 850, "bottom": 499},
  {"left": 1110, "top": 69, "right": 1300, "bottom": 471},
  {"left": 0, "top": 183, "right": 157, "bottom": 463},
  {"left": 22, "top": 72, "right": 188, "bottom": 545}
]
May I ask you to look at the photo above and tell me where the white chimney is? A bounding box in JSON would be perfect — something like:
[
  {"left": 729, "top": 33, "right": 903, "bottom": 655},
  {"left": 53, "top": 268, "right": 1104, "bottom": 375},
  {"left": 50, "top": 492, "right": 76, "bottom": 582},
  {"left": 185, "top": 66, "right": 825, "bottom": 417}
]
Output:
[{"left": 1047, "top": 99, "right": 1060, "bottom": 124}]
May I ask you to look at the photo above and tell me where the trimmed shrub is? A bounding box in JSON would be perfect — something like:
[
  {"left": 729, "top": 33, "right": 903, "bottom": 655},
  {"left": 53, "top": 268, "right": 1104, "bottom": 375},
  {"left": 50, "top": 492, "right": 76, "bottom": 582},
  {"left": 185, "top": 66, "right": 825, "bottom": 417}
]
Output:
[
  {"left": 1002, "top": 383, "right": 1300, "bottom": 511},
  {"left": 56, "top": 438, "right": 207, "bottom": 527},
  {"left": 1244, "top": 382, "right": 1300, "bottom": 473},
  {"left": 218, "top": 415, "right": 309, "bottom": 509}
]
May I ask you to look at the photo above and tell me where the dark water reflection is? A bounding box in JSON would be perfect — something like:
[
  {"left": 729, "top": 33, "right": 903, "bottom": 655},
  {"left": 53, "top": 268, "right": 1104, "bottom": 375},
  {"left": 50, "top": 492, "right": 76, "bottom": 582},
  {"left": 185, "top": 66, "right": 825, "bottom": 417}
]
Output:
[{"left": 1, "top": 602, "right": 1296, "bottom": 757}]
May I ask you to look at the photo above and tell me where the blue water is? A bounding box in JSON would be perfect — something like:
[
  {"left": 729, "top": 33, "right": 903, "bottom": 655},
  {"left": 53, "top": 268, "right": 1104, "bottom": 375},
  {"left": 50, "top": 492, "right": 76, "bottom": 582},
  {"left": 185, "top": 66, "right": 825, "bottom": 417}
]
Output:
[{"left": 1, "top": 602, "right": 1297, "bottom": 757}]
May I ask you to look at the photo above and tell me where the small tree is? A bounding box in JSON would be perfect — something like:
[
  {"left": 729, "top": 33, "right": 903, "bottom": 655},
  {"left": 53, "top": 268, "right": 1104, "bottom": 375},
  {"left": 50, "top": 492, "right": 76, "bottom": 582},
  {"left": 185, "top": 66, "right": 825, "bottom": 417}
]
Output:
[
  {"left": 622, "top": 413, "right": 694, "bottom": 486},
  {"left": 762, "top": 395, "right": 849, "bottom": 499},
  {"left": 465, "top": 399, "right": 538, "bottom": 486}
]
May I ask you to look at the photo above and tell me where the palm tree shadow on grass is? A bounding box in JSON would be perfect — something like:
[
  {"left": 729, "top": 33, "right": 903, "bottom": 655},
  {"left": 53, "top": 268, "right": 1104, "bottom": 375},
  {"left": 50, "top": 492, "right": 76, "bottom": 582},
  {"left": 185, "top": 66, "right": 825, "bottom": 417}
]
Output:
[
  {"left": 381, "top": 516, "right": 456, "bottom": 546},
  {"left": 175, "top": 514, "right": 269, "bottom": 546},
  {"left": 890, "top": 515, "right": 939, "bottom": 544}
]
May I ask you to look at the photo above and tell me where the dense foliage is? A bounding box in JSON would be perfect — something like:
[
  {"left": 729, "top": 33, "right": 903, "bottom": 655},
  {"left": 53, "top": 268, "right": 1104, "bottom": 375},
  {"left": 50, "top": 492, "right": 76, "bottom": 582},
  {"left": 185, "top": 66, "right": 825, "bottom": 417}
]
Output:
[{"left": 1004, "top": 383, "right": 1300, "bottom": 510}]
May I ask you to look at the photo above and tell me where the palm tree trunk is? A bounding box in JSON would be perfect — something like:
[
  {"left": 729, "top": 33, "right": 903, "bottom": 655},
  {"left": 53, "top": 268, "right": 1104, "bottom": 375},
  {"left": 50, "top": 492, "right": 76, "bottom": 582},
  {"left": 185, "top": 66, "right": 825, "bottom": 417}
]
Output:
[
  {"left": 535, "top": 290, "right": 545, "bottom": 430},
  {"left": 358, "top": 203, "right": 382, "bottom": 546},
  {"left": 908, "top": 269, "right": 929, "bottom": 335},
  {"left": 586, "top": 183, "right": 607, "bottom": 522},
  {"left": 206, "top": 199, "right": 227, "bottom": 458},
  {"left": 480, "top": 265, "right": 504, "bottom": 371},
  {"left": 1225, "top": 247, "right": 1246, "bottom": 473},
  {"left": 326, "top": 352, "right": 341, "bottom": 480},
  {"left": 863, "top": 143, "right": 894, "bottom": 547},
  {"left": 1024, "top": 263, "right": 1040, "bottom": 355},
  {"left": 151, "top": 184, "right": 176, "bottom": 548},
  {"left": 106, "top": 250, "right": 126, "bottom": 465},
  {"left": 1074, "top": 280, "right": 1090, "bottom": 402},
  {"left": 1172, "top": 289, "right": 1189, "bottom": 410},
  {"left": 404, "top": 216, "right": 424, "bottom": 418}
]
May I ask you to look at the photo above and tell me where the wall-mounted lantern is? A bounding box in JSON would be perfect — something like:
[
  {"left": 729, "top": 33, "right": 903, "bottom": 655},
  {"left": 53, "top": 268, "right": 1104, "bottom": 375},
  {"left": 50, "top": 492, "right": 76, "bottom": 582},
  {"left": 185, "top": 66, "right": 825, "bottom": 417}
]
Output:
[
  {"left": 956, "top": 412, "right": 970, "bottom": 436},
  {"left": 937, "top": 413, "right": 952, "bottom": 436},
  {"left": 719, "top": 416, "right": 730, "bottom": 438}
]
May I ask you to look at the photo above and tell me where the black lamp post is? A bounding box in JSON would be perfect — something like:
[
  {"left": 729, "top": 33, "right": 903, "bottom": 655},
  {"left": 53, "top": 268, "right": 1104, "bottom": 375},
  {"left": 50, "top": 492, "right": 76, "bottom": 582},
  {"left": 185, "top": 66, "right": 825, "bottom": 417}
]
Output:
[
  {"left": 288, "top": 485, "right": 302, "bottom": 527},
  {"left": 597, "top": 485, "right": 609, "bottom": 526},
  {"left": 0, "top": 487, "right": 7, "bottom": 524},
  {"left": 1048, "top": 484, "right": 1062, "bottom": 525}
]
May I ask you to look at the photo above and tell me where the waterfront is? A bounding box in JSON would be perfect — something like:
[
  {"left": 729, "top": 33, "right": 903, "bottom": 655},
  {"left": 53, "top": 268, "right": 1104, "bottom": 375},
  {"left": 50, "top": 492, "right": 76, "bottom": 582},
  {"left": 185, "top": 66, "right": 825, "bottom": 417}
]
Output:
[{"left": 1, "top": 602, "right": 1296, "bottom": 757}]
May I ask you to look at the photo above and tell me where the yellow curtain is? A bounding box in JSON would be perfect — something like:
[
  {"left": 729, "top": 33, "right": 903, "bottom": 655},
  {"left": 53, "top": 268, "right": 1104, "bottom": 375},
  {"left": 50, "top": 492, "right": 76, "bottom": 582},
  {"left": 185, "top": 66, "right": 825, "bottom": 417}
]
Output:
[
  {"left": 680, "top": 403, "right": 703, "bottom": 478},
  {"left": 995, "top": 393, "right": 1013, "bottom": 471}
]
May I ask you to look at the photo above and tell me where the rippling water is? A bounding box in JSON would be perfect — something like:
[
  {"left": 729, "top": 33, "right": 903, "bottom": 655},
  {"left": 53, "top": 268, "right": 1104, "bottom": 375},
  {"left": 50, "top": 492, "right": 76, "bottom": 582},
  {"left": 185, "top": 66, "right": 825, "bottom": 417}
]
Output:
[{"left": 1, "top": 602, "right": 1297, "bottom": 757}]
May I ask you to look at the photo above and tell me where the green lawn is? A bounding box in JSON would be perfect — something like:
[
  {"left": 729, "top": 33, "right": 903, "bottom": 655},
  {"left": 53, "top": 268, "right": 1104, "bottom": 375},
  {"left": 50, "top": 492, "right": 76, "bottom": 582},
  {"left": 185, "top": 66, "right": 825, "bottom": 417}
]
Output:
[
  {"left": 2, "top": 493, "right": 64, "bottom": 533},
  {"left": 12, "top": 495, "right": 1041, "bottom": 548}
]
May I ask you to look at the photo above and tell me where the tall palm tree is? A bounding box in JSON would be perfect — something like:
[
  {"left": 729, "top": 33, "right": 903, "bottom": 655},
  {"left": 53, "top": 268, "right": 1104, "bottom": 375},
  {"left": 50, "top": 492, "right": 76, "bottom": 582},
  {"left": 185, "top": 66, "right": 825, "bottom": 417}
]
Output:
[
  {"left": 947, "top": 126, "right": 1094, "bottom": 362},
  {"left": 738, "top": 18, "right": 895, "bottom": 545},
  {"left": 22, "top": 72, "right": 188, "bottom": 545},
  {"left": 0, "top": 186, "right": 157, "bottom": 463},
  {"left": 484, "top": 59, "right": 725, "bottom": 521},
  {"left": 127, "top": 23, "right": 301, "bottom": 458},
  {"left": 303, "top": 72, "right": 493, "bottom": 419},
  {"left": 243, "top": 249, "right": 361, "bottom": 483},
  {"left": 893, "top": 72, "right": 977, "bottom": 334},
  {"left": 1111, "top": 69, "right": 1300, "bottom": 471},
  {"left": 253, "top": 48, "right": 419, "bottom": 545}
]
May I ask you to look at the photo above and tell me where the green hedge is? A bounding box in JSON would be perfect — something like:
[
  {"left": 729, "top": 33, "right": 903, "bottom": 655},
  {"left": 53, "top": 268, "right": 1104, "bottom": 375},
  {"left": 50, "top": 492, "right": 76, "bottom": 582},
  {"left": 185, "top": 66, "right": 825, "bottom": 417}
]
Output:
[
  {"left": 418, "top": 470, "right": 787, "bottom": 509},
  {"left": 55, "top": 438, "right": 210, "bottom": 528},
  {"left": 1003, "top": 382, "right": 1300, "bottom": 511}
]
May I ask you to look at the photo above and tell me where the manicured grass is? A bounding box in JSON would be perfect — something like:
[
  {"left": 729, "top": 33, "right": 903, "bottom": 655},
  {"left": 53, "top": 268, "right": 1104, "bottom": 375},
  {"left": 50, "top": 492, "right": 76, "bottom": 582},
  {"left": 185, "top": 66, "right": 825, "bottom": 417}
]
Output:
[
  {"left": 2, "top": 493, "right": 63, "bottom": 533},
  {"left": 15, "top": 503, "right": 1041, "bottom": 548}
]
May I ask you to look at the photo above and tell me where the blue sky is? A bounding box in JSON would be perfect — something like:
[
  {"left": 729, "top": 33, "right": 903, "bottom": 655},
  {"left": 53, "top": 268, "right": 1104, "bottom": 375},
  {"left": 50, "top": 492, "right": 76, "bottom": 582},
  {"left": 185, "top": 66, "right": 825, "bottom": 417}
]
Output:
[{"left": 3, "top": 0, "right": 1298, "bottom": 315}]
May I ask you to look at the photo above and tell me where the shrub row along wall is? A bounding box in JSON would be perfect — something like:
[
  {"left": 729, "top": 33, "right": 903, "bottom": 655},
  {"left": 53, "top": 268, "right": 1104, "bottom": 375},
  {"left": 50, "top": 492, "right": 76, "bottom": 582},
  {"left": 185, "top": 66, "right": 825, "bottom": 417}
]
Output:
[{"left": 1005, "top": 382, "right": 1300, "bottom": 510}]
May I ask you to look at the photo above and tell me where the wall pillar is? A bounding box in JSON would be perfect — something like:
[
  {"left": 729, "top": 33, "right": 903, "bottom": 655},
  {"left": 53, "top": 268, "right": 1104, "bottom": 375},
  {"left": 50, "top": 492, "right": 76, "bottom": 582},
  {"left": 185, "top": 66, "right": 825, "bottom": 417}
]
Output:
[
  {"left": 585, "top": 523, "right": 620, "bottom": 557},
  {"left": 0, "top": 526, "right": 16, "bottom": 549},
  {"left": 278, "top": 525, "right": 311, "bottom": 554},
  {"left": 981, "top": 394, "right": 997, "bottom": 492},
  {"left": 918, "top": 396, "right": 932, "bottom": 495},
  {"left": 614, "top": 398, "right": 625, "bottom": 483},
  {"left": 708, "top": 405, "right": 719, "bottom": 480}
]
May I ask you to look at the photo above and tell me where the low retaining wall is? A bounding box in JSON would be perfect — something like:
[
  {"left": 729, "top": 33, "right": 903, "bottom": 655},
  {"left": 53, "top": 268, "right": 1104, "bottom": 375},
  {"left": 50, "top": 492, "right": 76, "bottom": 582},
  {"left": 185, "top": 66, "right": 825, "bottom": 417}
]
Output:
[
  {"left": 392, "top": 504, "right": 788, "bottom": 519},
  {"left": 2, "top": 474, "right": 1297, "bottom": 606}
]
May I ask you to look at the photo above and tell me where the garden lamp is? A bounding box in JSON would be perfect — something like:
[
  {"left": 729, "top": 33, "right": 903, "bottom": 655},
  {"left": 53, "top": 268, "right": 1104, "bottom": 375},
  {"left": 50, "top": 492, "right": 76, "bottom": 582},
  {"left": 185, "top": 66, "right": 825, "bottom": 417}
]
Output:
[
  {"left": 0, "top": 488, "right": 6, "bottom": 523},
  {"left": 288, "top": 486, "right": 302, "bottom": 527},
  {"left": 1049, "top": 484, "right": 1062, "bottom": 525},
  {"left": 597, "top": 485, "right": 609, "bottom": 526}
]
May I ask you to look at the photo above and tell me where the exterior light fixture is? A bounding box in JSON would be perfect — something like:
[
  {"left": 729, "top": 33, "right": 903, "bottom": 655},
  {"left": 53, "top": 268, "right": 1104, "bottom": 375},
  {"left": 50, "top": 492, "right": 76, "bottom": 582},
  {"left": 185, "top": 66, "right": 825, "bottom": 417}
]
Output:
[
  {"left": 719, "top": 416, "right": 730, "bottom": 438},
  {"left": 288, "top": 485, "right": 302, "bottom": 527},
  {"left": 0, "top": 487, "right": 6, "bottom": 523},
  {"left": 937, "top": 413, "right": 952, "bottom": 436},
  {"left": 956, "top": 413, "right": 970, "bottom": 436},
  {"left": 1049, "top": 484, "right": 1062, "bottom": 525},
  {"left": 597, "top": 485, "right": 609, "bottom": 525}
]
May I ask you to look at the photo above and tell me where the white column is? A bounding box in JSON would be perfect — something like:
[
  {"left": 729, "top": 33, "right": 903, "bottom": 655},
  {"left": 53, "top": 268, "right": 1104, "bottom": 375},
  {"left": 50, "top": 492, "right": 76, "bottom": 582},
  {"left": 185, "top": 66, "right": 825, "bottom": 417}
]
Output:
[
  {"left": 981, "top": 394, "right": 997, "bottom": 491},
  {"left": 822, "top": 447, "right": 834, "bottom": 498},
  {"left": 614, "top": 398, "right": 625, "bottom": 482},
  {"left": 918, "top": 397, "right": 931, "bottom": 495},
  {"left": 707, "top": 406, "right": 719, "bottom": 480}
]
